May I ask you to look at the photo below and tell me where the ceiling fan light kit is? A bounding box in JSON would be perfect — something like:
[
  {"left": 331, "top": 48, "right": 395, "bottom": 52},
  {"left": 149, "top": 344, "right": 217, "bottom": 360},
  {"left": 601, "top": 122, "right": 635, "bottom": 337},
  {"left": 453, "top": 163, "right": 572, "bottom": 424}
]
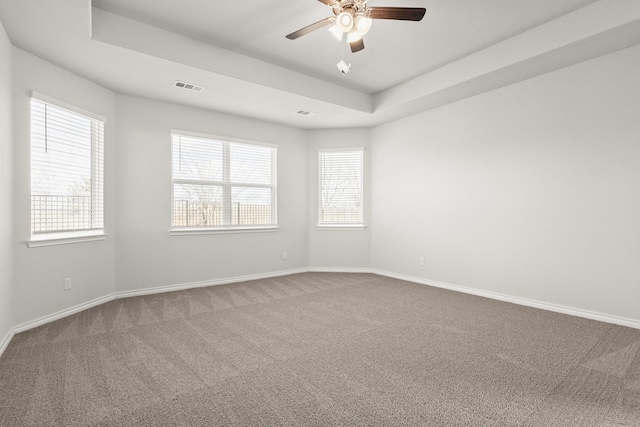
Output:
[
  {"left": 335, "top": 12, "right": 354, "bottom": 32},
  {"left": 328, "top": 24, "right": 343, "bottom": 41},
  {"left": 347, "top": 28, "right": 363, "bottom": 43},
  {"left": 354, "top": 15, "right": 372, "bottom": 35},
  {"left": 286, "top": 0, "right": 426, "bottom": 74}
]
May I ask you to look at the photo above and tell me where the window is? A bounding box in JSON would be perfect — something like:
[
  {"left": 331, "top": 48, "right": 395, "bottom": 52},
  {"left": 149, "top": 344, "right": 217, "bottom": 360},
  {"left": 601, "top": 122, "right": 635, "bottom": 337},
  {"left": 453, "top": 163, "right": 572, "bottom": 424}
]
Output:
[
  {"left": 318, "top": 148, "right": 364, "bottom": 227},
  {"left": 30, "top": 94, "right": 105, "bottom": 242},
  {"left": 171, "top": 131, "right": 277, "bottom": 231}
]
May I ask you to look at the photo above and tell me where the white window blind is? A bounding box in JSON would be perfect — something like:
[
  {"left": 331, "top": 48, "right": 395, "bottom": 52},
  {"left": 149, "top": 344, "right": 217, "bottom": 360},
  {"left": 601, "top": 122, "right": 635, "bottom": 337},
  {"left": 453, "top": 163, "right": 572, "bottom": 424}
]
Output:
[
  {"left": 171, "top": 132, "right": 277, "bottom": 229},
  {"left": 30, "top": 97, "right": 105, "bottom": 238},
  {"left": 318, "top": 148, "right": 364, "bottom": 226}
]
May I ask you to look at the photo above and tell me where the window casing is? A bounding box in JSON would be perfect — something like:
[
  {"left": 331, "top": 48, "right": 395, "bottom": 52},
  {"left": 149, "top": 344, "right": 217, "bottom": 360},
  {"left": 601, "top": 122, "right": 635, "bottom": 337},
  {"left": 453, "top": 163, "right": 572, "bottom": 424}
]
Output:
[
  {"left": 171, "top": 131, "right": 277, "bottom": 231},
  {"left": 30, "top": 94, "right": 105, "bottom": 242},
  {"left": 318, "top": 148, "right": 364, "bottom": 227}
]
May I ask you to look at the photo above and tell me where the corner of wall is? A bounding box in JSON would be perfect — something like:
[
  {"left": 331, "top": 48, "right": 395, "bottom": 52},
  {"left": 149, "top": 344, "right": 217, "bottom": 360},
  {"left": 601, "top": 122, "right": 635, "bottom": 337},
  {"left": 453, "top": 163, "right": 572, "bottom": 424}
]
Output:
[
  {"left": 0, "top": 17, "right": 15, "bottom": 357},
  {"left": 10, "top": 48, "right": 118, "bottom": 328},
  {"left": 306, "top": 128, "right": 373, "bottom": 270}
]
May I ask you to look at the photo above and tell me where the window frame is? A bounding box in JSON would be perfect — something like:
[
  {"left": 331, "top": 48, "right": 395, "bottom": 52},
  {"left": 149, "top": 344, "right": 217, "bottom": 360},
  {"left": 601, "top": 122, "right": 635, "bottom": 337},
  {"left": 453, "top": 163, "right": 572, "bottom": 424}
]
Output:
[
  {"left": 170, "top": 130, "right": 278, "bottom": 235},
  {"left": 28, "top": 92, "right": 107, "bottom": 247},
  {"left": 317, "top": 147, "right": 365, "bottom": 230}
]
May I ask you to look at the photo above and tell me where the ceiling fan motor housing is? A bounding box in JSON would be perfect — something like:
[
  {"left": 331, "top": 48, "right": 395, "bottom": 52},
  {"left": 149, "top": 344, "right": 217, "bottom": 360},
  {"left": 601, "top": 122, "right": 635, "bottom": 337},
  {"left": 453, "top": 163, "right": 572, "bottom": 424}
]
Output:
[{"left": 332, "top": 0, "right": 367, "bottom": 15}]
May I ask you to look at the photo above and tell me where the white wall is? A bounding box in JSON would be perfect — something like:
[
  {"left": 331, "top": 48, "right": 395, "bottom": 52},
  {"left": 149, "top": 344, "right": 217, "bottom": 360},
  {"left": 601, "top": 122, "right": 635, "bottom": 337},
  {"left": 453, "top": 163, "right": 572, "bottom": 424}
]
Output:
[
  {"left": 0, "top": 19, "right": 13, "bottom": 346},
  {"left": 11, "top": 49, "right": 117, "bottom": 326},
  {"left": 4, "top": 35, "right": 640, "bottom": 334},
  {"left": 115, "top": 94, "right": 308, "bottom": 292},
  {"left": 371, "top": 44, "right": 640, "bottom": 322},
  {"left": 307, "top": 128, "right": 371, "bottom": 270}
]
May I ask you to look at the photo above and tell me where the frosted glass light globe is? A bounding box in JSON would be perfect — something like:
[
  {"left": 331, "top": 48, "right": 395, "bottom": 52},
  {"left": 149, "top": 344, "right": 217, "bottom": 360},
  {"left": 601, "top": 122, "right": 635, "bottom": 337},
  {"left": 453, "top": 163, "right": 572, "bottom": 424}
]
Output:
[
  {"left": 354, "top": 16, "right": 372, "bottom": 35},
  {"left": 335, "top": 12, "right": 354, "bottom": 32}
]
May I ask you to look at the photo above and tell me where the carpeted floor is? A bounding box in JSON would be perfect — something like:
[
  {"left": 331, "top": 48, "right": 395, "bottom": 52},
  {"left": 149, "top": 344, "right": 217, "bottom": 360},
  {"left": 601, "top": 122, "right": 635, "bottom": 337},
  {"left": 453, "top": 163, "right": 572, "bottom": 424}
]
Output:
[{"left": 0, "top": 272, "right": 639, "bottom": 426}]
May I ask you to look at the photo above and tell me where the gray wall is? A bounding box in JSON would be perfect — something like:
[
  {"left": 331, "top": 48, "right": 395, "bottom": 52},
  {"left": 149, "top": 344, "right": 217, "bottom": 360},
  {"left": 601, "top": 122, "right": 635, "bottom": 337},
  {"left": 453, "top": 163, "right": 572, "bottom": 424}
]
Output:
[
  {"left": 115, "top": 95, "right": 309, "bottom": 292},
  {"left": 0, "top": 19, "right": 13, "bottom": 347},
  {"left": 11, "top": 49, "right": 118, "bottom": 326},
  {"left": 307, "top": 128, "right": 371, "bottom": 270},
  {"left": 9, "top": 51, "right": 309, "bottom": 325},
  {"left": 371, "top": 44, "right": 640, "bottom": 321},
  {"left": 3, "top": 35, "right": 640, "bottom": 338}
]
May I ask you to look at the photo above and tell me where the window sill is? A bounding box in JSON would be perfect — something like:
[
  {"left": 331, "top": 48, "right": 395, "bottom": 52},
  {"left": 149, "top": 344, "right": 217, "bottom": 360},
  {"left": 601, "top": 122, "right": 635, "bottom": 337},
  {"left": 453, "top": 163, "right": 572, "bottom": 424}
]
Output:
[
  {"left": 316, "top": 225, "right": 367, "bottom": 231},
  {"left": 170, "top": 226, "right": 279, "bottom": 236},
  {"left": 28, "top": 231, "right": 107, "bottom": 248}
]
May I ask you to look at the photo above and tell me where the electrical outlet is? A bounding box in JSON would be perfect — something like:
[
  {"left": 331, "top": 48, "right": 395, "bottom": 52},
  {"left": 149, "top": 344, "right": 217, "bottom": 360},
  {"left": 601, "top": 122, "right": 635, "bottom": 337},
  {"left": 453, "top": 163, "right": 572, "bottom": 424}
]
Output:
[
  {"left": 64, "top": 277, "right": 72, "bottom": 290},
  {"left": 282, "top": 251, "right": 288, "bottom": 260},
  {"left": 419, "top": 257, "right": 425, "bottom": 266}
]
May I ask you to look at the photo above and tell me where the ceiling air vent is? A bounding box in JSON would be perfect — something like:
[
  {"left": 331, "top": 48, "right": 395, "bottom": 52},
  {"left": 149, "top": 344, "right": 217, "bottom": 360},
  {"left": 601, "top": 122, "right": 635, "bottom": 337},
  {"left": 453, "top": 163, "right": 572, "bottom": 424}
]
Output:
[{"left": 174, "top": 80, "right": 204, "bottom": 92}]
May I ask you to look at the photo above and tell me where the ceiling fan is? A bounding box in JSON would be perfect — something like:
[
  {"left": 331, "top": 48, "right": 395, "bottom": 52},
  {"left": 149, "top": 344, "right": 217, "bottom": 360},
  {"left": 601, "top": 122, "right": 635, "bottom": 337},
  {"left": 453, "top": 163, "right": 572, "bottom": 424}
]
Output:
[{"left": 286, "top": 0, "right": 426, "bottom": 54}]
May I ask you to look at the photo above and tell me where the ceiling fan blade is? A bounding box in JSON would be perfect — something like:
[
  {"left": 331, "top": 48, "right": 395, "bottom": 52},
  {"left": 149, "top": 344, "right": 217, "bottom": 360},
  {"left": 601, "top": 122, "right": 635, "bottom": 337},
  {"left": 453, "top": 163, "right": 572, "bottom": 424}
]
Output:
[
  {"left": 286, "top": 17, "right": 335, "bottom": 40},
  {"left": 350, "top": 38, "right": 365, "bottom": 53},
  {"left": 368, "top": 7, "right": 426, "bottom": 21},
  {"left": 317, "top": 0, "right": 337, "bottom": 5}
]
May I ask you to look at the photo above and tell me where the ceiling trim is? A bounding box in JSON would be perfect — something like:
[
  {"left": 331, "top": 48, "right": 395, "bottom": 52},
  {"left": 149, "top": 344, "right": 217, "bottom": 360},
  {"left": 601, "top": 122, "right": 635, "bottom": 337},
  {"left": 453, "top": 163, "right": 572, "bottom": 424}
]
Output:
[
  {"left": 3, "top": 0, "right": 639, "bottom": 129},
  {"left": 91, "top": 7, "right": 373, "bottom": 114}
]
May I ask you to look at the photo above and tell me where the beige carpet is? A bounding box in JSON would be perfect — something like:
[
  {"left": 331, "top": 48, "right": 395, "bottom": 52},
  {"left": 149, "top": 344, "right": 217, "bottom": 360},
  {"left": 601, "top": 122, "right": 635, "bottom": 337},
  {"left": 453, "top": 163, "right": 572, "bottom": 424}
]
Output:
[{"left": 1, "top": 272, "right": 639, "bottom": 426}]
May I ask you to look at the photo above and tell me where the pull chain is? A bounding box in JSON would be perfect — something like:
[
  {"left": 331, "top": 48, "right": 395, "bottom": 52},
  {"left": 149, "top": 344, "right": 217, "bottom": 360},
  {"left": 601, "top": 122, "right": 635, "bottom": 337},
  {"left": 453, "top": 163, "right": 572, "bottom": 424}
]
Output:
[{"left": 337, "top": 32, "right": 351, "bottom": 75}]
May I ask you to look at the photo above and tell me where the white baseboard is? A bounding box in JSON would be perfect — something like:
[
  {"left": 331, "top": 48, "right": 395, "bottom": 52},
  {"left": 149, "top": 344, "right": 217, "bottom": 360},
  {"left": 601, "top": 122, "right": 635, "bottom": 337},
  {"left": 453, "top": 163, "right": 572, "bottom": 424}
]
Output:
[
  {"left": 11, "top": 269, "right": 310, "bottom": 337},
  {"left": 308, "top": 267, "right": 373, "bottom": 274},
  {"left": 115, "top": 268, "right": 309, "bottom": 299},
  {"left": 13, "top": 294, "right": 116, "bottom": 334},
  {"left": 372, "top": 269, "right": 640, "bottom": 330},
  {"left": 0, "top": 328, "right": 14, "bottom": 358}
]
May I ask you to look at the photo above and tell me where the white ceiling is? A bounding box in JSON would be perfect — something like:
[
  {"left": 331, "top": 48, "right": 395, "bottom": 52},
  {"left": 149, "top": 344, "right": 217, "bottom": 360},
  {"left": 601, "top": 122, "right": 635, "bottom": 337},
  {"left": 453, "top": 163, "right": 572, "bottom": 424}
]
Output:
[
  {"left": 91, "top": 0, "right": 597, "bottom": 94},
  {"left": 1, "top": 0, "right": 640, "bottom": 129}
]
